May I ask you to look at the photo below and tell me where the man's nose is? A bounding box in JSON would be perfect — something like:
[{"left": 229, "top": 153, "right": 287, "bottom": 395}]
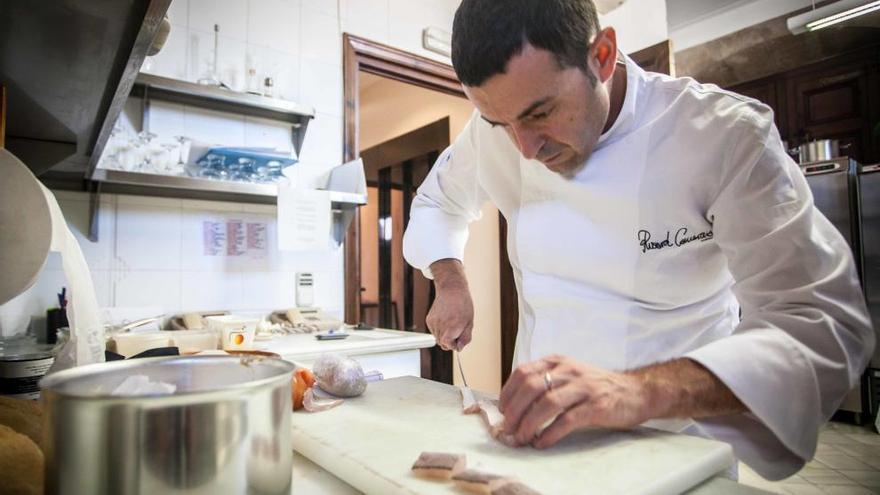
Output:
[{"left": 510, "top": 125, "right": 545, "bottom": 160}]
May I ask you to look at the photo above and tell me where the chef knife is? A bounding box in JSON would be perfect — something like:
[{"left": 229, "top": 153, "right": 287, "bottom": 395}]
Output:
[{"left": 456, "top": 351, "right": 469, "bottom": 388}]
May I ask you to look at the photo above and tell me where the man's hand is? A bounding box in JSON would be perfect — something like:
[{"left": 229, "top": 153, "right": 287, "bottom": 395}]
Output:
[
  {"left": 426, "top": 259, "right": 474, "bottom": 351},
  {"left": 499, "top": 355, "right": 746, "bottom": 449},
  {"left": 499, "top": 355, "right": 650, "bottom": 448}
]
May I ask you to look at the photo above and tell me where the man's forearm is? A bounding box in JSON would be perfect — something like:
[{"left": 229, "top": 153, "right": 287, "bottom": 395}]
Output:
[{"left": 627, "top": 358, "right": 747, "bottom": 420}]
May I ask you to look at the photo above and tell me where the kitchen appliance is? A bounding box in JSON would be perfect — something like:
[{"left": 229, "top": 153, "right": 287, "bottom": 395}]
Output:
[
  {"left": 40, "top": 355, "right": 295, "bottom": 495},
  {"left": 857, "top": 163, "right": 880, "bottom": 421},
  {"left": 801, "top": 157, "right": 871, "bottom": 422},
  {"left": 801, "top": 158, "right": 862, "bottom": 253},
  {"left": 296, "top": 272, "right": 314, "bottom": 307}
]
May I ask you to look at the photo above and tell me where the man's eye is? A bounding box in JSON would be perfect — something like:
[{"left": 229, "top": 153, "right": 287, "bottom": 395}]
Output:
[{"left": 529, "top": 111, "right": 550, "bottom": 121}]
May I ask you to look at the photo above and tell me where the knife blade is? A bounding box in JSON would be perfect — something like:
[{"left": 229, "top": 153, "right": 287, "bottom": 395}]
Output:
[{"left": 456, "top": 351, "right": 469, "bottom": 388}]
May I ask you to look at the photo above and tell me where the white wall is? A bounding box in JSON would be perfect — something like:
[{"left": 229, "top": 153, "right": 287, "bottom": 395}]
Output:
[
  {"left": 667, "top": 0, "right": 813, "bottom": 51},
  {"left": 599, "top": 0, "right": 669, "bottom": 53},
  {"left": 18, "top": 189, "right": 343, "bottom": 328}
]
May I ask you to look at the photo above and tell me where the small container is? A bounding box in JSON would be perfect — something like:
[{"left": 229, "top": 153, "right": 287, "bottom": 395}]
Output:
[
  {"left": 263, "top": 76, "right": 274, "bottom": 97},
  {"left": 0, "top": 345, "right": 55, "bottom": 400},
  {"left": 221, "top": 326, "right": 256, "bottom": 351},
  {"left": 167, "top": 330, "right": 218, "bottom": 354},
  {"left": 113, "top": 332, "right": 171, "bottom": 358},
  {"left": 205, "top": 315, "right": 259, "bottom": 351}
]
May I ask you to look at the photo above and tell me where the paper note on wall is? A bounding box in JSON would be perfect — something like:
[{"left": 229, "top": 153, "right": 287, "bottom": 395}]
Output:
[
  {"left": 226, "top": 219, "right": 246, "bottom": 256},
  {"left": 277, "top": 182, "right": 331, "bottom": 251},
  {"left": 202, "top": 218, "right": 267, "bottom": 258},
  {"left": 203, "top": 220, "right": 227, "bottom": 256},
  {"left": 247, "top": 222, "right": 268, "bottom": 259}
]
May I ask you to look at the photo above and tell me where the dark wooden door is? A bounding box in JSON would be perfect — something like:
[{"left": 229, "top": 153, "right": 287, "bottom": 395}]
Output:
[{"left": 359, "top": 118, "right": 454, "bottom": 384}]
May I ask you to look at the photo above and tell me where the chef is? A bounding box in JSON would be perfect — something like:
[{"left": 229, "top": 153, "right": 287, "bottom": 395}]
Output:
[{"left": 402, "top": 0, "right": 875, "bottom": 481}]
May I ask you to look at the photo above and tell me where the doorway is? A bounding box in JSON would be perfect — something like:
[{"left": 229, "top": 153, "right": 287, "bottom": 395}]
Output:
[
  {"left": 343, "top": 35, "right": 507, "bottom": 392},
  {"left": 358, "top": 117, "right": 449, "bottom": 380}
]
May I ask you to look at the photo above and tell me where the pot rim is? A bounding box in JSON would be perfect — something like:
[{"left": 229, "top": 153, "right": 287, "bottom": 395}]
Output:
[{"left": 40, "top": 355, "right": 294, "bottom": 401}]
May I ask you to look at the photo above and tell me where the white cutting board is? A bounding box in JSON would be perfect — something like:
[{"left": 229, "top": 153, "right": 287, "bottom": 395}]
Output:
[{"left": 291, "top": 376, "right": 734, "bottom": 495}]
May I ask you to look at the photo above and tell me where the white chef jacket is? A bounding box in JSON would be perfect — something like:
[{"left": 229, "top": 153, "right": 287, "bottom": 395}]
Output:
[{"left": 402, "top": 54, "right": 874, "bottom": 480}]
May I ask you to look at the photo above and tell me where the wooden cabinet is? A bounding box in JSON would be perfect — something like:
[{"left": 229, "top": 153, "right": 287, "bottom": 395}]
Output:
[
  {"left": 787, "top": 62, "right": 872, "bottom": 162},
  {"left": 729, "top": 45, "right": 880, "bottom": 164}
]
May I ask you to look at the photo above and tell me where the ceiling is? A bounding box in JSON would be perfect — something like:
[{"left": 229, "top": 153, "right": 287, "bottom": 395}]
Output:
[
  {"left": 360, "top": 72, "right": 383, "bottom": 93},
  {"left": 666, "top": 0, "right": 753, "bottom": 29}
]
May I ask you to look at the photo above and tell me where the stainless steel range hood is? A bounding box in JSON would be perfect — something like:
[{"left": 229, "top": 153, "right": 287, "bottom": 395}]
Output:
[{"left": 0, "top": 0, "right": 171, "bottom": 176}]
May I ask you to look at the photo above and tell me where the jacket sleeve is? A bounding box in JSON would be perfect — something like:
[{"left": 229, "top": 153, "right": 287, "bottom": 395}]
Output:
[
  {"left": 402, "top": 112, "right": 489, "bottom": 279},
  {"left": 684, "top": 104, "right": 875, "bottom": 480}
]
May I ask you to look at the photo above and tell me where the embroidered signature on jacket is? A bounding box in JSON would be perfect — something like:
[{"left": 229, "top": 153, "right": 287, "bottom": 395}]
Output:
[{"left": 637, "top": 227, "right": 713, "bottom": 253}]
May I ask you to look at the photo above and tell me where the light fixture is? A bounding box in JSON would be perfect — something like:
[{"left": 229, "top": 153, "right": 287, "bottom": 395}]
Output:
[
  {"left": 422, "top": 27, "right": 452, "bottom": 58},
  {"left": 787, "top": 0, "right": 880, "bottom": 34}
]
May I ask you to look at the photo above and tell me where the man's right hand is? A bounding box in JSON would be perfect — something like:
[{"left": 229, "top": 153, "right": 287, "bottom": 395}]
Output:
[{"left": 425, "top": 259, "right": 474, "bottom": 351}]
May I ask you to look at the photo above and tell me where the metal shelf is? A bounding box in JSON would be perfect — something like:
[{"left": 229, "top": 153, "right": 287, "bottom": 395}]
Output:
[
  {"left": 91, "top": 169, "right": 366, "bottom": 206},
  {"left": 135, "top": 72, "right": 315, "bottom": 117},
  {"left": 129, "top": 72, "right": 315, "bottom": 157},
  {"left": 89, "top": 168, "right": 366, "bottom": 245}
]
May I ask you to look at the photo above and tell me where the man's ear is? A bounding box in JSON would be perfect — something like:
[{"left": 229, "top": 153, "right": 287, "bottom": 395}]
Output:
[{"left": 590, "top": 27, "right": 618, "bottom": 83}]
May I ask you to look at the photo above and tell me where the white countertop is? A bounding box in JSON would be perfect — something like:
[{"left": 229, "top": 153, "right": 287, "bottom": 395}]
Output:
[{"left": 255, "top": 328, "right": 435, "bottom": 362}]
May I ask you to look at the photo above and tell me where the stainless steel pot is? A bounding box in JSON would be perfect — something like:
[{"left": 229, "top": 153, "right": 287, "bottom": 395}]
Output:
[
  {"left": 40, "top": 355, "right": 295, "bottom": 495},
  {"left": 797, "top": 139, "right": 842, "bottom": 163}
]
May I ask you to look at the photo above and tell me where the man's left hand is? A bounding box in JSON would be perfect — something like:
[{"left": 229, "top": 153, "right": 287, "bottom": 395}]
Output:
[{"left": 498, "top": 355, "right": 651, "bottom": 449}]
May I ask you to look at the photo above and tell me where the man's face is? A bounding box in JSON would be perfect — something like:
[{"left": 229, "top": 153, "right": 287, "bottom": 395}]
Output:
[{"left": 463, "top": 43, "right": 611, "bottom": 178}]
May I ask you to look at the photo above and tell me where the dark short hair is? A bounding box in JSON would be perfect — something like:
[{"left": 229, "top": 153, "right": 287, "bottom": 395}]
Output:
[{"left": 451, "top": 0, "right": 601, "bottom": 87}]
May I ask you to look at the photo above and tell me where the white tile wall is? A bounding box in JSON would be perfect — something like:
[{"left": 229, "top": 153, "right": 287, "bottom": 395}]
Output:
[
  {"left": 116, "top": 200, "right": 182, "bottom": 271},
  {"left": 115, "top": 270, "right": 183, "bottom": 309},
  {"left": 302, "top": 0, "right": 338, "bottom": 18},
  {"left": 247, "top": 0, "right": 301, "bottom": 54},
  {"left": 342, "top": 0, "right": 390, "bottom": 45},
  {"left": 299, "top": 62, "right": 342, "bottom": 117},
  {"left": 188, "top": 0, "right": 249, "bottom": 42},
  {"left": 22, "top": 190, "right": 346, "bottom": 320},
  {"left": 299, "top": 6, "right": 343, "bottom": 66}
]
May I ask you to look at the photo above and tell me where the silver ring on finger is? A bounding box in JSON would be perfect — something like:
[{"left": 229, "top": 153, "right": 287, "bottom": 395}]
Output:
[{"left": 543, "top": 371, "right": 554, "bottom": 392}]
